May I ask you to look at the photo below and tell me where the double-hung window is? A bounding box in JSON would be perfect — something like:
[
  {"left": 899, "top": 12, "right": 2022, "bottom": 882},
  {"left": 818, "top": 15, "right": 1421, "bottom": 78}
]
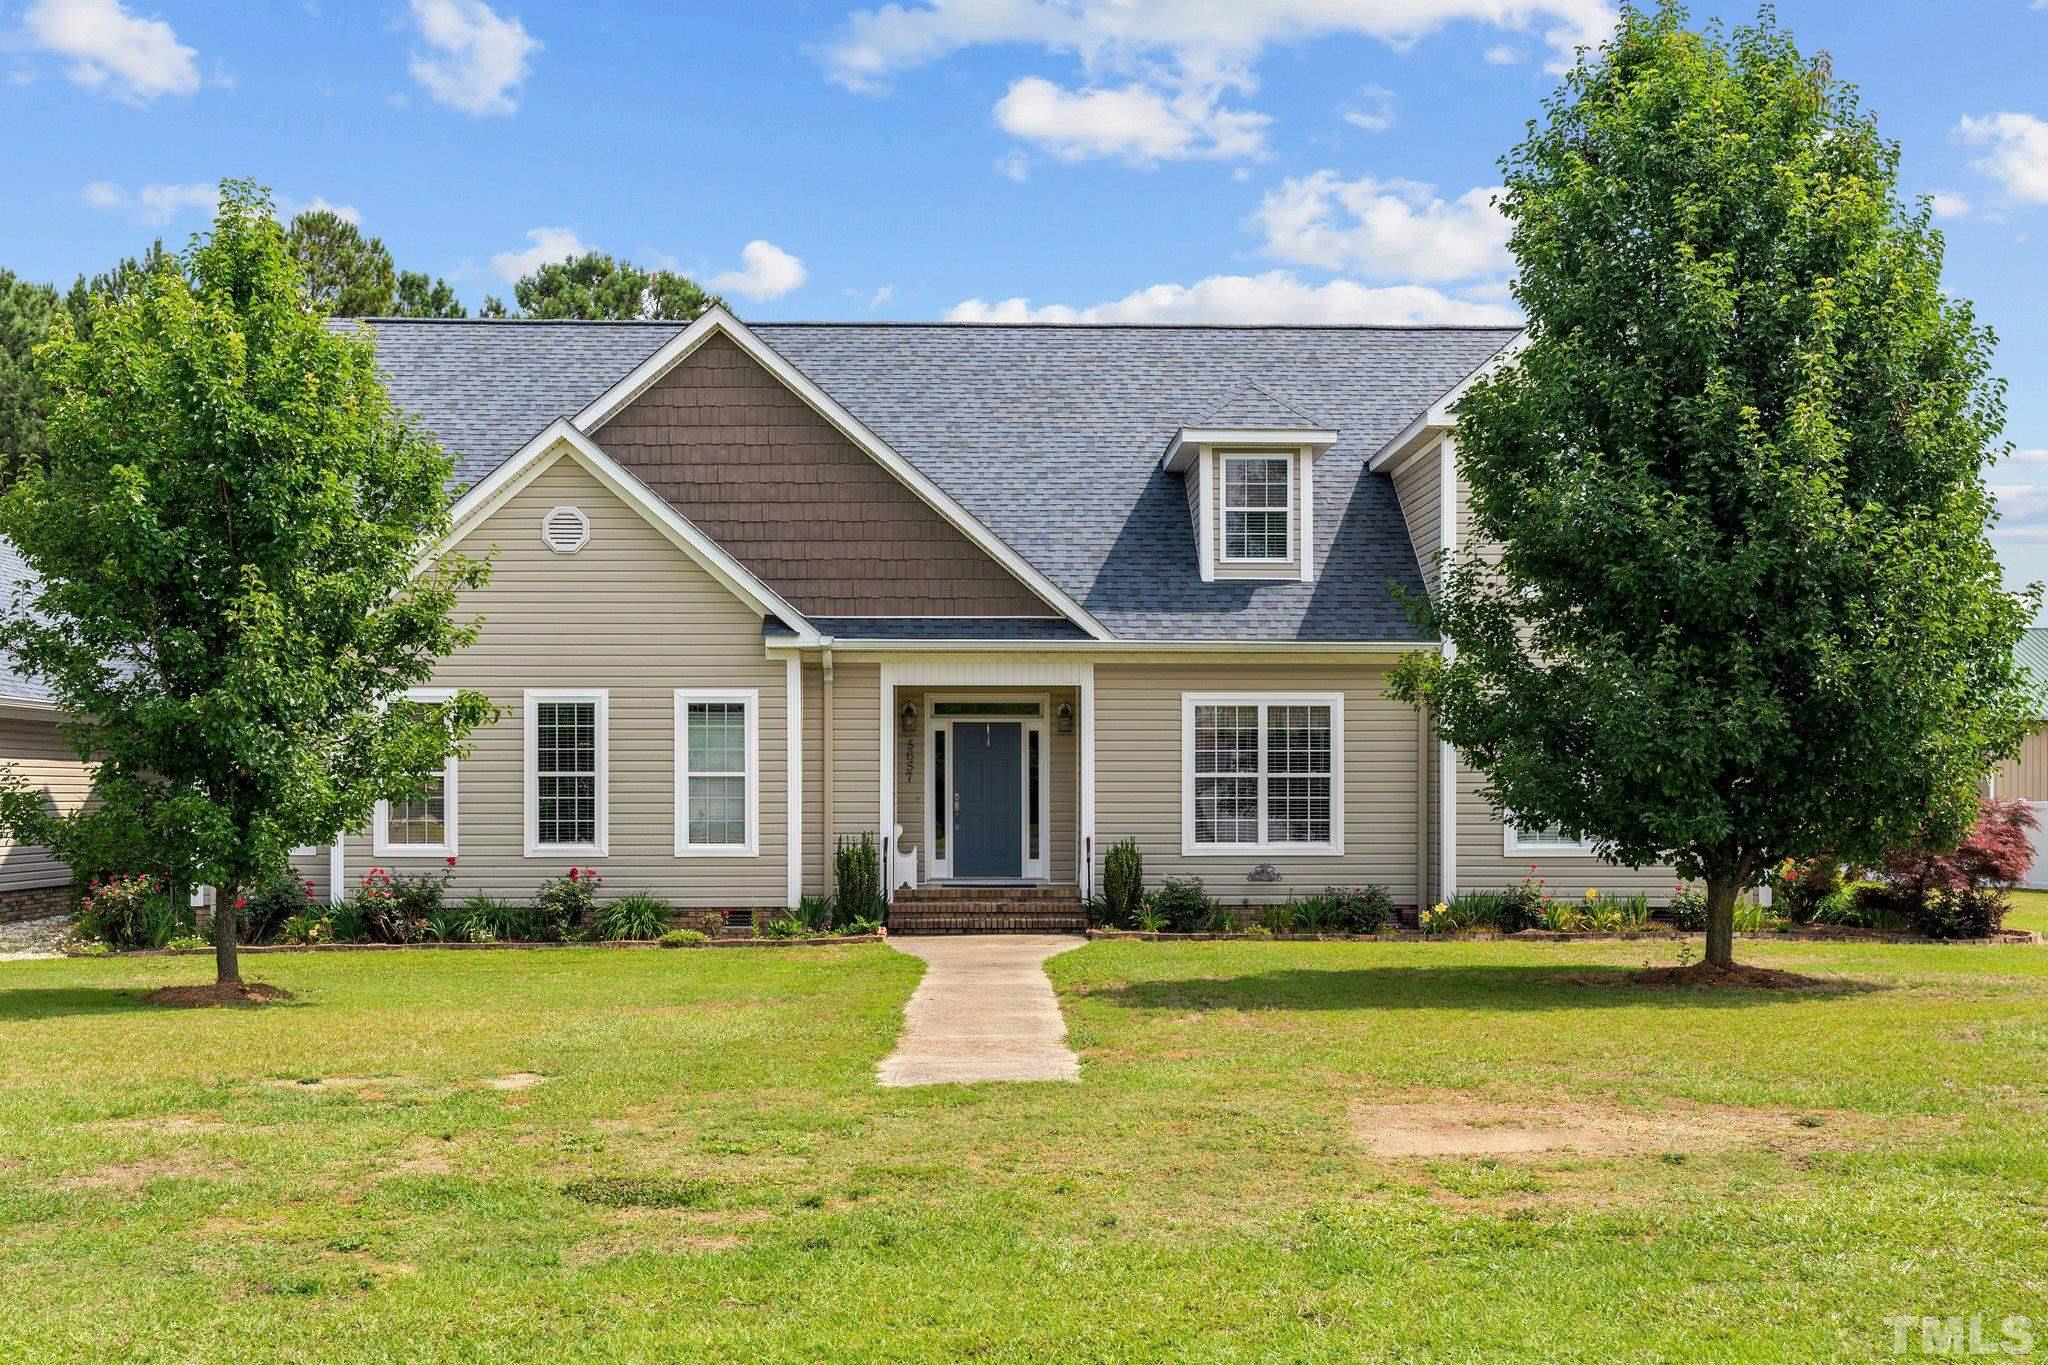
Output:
[
  {"left": 1221, "top": 454, "right": 1292, "bottom": 562},
  {"left": 373, "top": 687, "right": 458, "bottom": 857},
  {"left": 1504, "top": 821, "right": 1600, "bottom": 856},
  {"left": 525, "top": 690, "right": 607, "bottom": 856},
  {"left": 676, "top": 689, "right": 758, "bottom": 856},
  {"left": 1183, "top": 694, "right": 1343, "bottom": 854}
]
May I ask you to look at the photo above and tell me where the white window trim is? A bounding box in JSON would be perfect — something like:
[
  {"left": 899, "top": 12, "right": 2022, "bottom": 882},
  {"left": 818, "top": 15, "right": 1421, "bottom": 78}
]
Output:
[
  {"left": 675, "top": 688, "right": 760, "bottom": 857},
  {"left": 373, "top": 687, "right": 459, "bottom": 858},
  {"left": 1181, "top": 692, "right": 1345, "bottom": 857},
  {"left": 1218, "top": 452, "right": 1296, "bottom": 564},
  {"left": 1503, "top": 822, "right": 1602, "bottom": 856},
  {"left": 524, "top": 688, "right": 609, "bottom": 858}
]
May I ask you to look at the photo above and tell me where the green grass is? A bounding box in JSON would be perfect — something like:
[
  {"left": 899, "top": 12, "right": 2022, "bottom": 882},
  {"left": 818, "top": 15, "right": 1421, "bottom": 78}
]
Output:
[
  {"left": 2004, "top": 888, "right": 2048, "bottom": 936},
  {"left": 3, "top": 938, "right": 2047, "bottom": 1361}
]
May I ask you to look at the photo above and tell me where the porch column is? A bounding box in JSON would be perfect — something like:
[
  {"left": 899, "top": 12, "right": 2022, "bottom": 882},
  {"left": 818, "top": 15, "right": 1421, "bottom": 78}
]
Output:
[
  {"left": 1079, "top": 664, "right": 1095, "bottom": 900},
  {"left": 878, "top": 665, "right": 895, "bottom": 904}
]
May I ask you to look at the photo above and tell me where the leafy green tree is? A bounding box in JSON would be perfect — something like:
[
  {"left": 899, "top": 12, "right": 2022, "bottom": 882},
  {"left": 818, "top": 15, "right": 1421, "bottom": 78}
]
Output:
[
  {"left": 0, "top": 180, "right": 493, "bottom": 994},
  {"left": 286, "top": 209, "right": 397, "bottom": 317},
  {"left": 64, "top": 240, "right": 175, "bottom": 339},
  {"left": 393, "top": 270, "right": 467, "bottom": 318},
  {"left": 1389, "top": 4, "right": 2035, "bottom": 971},
  {"left": 511, "top": 251, "right": 721, "bottom": 320},
  {"left": 0, "top": 270, "right": 62, "bottom": 487}
]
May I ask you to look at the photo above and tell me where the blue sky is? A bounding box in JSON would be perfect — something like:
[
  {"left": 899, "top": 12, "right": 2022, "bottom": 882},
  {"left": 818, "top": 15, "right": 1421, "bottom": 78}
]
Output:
[{"left": 4, "top": 0, "right": 2046, "bottom": 601}]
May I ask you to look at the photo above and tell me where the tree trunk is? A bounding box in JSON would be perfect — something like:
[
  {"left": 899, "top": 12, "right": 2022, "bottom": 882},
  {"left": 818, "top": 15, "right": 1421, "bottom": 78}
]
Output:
[
  {"left": 215, "top": 881, "right": 241, "bottom": 986},
  {"left": 1703, "top": 871, "right": 1740, "bottom": 969}
]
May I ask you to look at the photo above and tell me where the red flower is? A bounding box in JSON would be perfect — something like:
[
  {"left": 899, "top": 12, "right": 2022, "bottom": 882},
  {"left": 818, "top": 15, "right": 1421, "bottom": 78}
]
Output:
[
  {"left": 234, "top": 896, "right": 248, "bottom": 909},
  {"left": 446, "top": 856, "right": 458, "bottom": 868},
  {"left": 567, "top": 868, "right": 579, "bottom": 881}
]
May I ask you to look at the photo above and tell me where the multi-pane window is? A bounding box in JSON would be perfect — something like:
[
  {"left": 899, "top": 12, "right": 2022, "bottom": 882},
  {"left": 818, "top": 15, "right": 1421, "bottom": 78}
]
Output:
[
  {"left": 1223, "top": 455, "right": 1292, "bottom": 561},
  {"left": 534, "top": 699, "right": 600, "bottom": 848},
  {"left": 1506, "top": 821, "right": 1599, "bottom": 855},
  {"left": 1188, "top": 697, "right": 1339, "bottom": 850},
  {"left": 677, "top": 690, "right": 756, "bottom": 854},
  {"left": 375, "top": 688, "right": 456, "bottom": 856}
]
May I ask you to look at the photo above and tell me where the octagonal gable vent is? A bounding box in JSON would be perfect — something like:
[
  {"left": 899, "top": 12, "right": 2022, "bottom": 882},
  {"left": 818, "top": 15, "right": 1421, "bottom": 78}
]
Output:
[{"left": 541, "top": 505, "right": 590, "bottom": 554}]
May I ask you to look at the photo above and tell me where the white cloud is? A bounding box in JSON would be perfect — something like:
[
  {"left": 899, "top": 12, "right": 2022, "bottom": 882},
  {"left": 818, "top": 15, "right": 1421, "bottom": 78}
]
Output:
[
  {"left": 1483, "top": 42, "right": 1524, "bottom": 65},
  {"left": 81, "top": 179, "right": 217, "bottom": 225},
  {"left": 406, "top": 0, "right": 539, "bottom": 117},
  {"left": 866, "top": 284, "right": 895, "bottom": 310},
  {"left": 25, "top": 0, "right": 199, "bottom": 100},
  {"left": 276, "top": 195, "right": 361, "bottom": 225},
  {"left": 945, "top": 270, "right": 1519, "bottom": 325},
  {"left": 994, "top": 150, "right": 1031, "bottom": 181},
  {"left": 1956, "top": 112, "right": 2048, "bottom": 204},
  {"left": 1253, "top": 172, "right": 1509, "bottom": 283},
  {"left": 1338, "top": 82, "right": 1395, "bottom": 133},
  {"left": 824, "top": 1, "right": 1612, "bottom": 167},
  {"left": 1929, "top": 190, "right": 1971, "bottom": 221},
  {"left": 709, "top": 240, "right": 808, "bottom": 301},
  {"left": 993, "top": 74, "right": 1268, "bottom": 162},
  {"left": 489, "top": 226, "right": 588, "bottom": 282}
]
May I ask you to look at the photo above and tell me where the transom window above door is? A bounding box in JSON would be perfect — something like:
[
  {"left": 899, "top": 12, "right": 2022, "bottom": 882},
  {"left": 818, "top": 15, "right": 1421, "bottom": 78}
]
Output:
[{"left": 1221, "top": 454, "right": 1292, "bottom": 562}]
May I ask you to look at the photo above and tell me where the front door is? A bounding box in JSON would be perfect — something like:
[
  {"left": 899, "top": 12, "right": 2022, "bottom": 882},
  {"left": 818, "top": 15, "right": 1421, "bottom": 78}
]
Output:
[{"left": 952, "top": 722, "right": 1023, "bottom": 878}]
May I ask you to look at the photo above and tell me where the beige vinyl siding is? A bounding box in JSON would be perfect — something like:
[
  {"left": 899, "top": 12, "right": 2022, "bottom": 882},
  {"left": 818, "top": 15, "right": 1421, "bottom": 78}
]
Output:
[
  {"left": 331, "top": 455, "right": 793, "bottom": 907},
  {"left": 891, "top": 687, "right": 1077, "bottom": 884},
  {"left": 1994, "top": 725, "right": 2048, "bottom": 802},
  {"left": 1389, "top": 443, "right": 1443, "bottom": 586},
  {"left": 802, "top": 662, "right": 827, "bottom": 896},
  {"left": 1213, "top": 451, "right": 1300, "bottom": 580},
  {"left": 1454, "top": 758, "right": 1683, "bottom": 902},
  {"left": 290, "top": 846, "right": 331, "bottom": 905},
  {"left": 828, "top": 661, "right": 880, "bottom": 847},
  {"left": 1092, "top": 663, "right": 1423, "bottom": 905},
  {"left": 0, "top": 714, "right": 91, "bottom": 892}
]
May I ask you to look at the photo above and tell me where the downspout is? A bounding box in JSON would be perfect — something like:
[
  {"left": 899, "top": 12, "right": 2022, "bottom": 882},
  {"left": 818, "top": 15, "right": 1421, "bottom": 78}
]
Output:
[{"left": 821, "top": 646, "right": 835, "bottom": 880}]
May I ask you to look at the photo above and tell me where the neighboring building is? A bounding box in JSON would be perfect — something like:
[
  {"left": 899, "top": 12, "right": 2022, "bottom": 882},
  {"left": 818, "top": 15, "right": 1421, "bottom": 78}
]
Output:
[
  {"left": 0, "top": 538, "right": 92, "bottom": 921},
  {"left": 285, "top": 308, "right": 1678, "bottom": 918},
  {"left": 1990, "top": 627, "right": 2048, "bottom": 889}
]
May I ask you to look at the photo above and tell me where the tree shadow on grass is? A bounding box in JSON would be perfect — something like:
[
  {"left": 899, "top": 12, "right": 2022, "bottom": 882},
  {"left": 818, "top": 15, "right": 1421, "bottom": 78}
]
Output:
[
  {"left": 1083, "top": 964, "right": 1886, "bottom": 1014},
  {"left": 0, "top": 986, "right": 166, "bottom": 1020}
]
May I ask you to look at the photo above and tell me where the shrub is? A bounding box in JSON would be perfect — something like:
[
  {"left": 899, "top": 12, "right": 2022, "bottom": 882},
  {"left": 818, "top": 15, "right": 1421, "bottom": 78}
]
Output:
[
  {"left": 659, "top": 929, "right": 710, "bottom": 948},
  {"left": 1102, "top": 838, "right": 1144, "bottom": 928},
  {"left": 358, "top": 864, "right": 456, "bottom": 943},
  {"left": 787, "top": 894, "right": 832, "bottom": 934},
  {"left": 534, "top": 868, "right": 603, "bottom": 937},
  {"left": 1666, "top": 883, "right": 1708, "bottom": 932},
  {"left": 277, "top": 912, "right": 331, "bottom": 945},
  {"left": 834, "top": 835, "right": 883, "bottom": 925},
  {"left": 76, "top": 875, "right": 188, "bottom": 949},
  {"left": 242, "top": 874, "right": 315, "bottom": 944},
  {"left": 1493, "top": 873, "right": 1550, "bottom": 932},
  {"left": 1148, "top": 877, "right": 1214, "bottom": 933},
  {"left": 1881, "top": 797, "right": 2033, "bottom": 939},
  {"left": 1769, "top": 857, "right": 1840, "bottom": 925},
  {"left": 1287, "top": 889, "right": 1346, "bottom": 933},
  {"left": 592, "top": 892, "right": 672, "bottom": 941},
  {"left": 1290, "top": 886, "right": 1397, "bottom": 934}
]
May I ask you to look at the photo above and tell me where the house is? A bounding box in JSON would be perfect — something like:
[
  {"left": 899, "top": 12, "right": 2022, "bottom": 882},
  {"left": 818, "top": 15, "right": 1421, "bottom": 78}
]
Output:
[
  {"left": 1990, "top": 627, "right": 2048, "bottom": 889},
  {"left": 278, "top": 307, "right": 1683, "bottom": 924},
  {"left": 0, "top": 537, "right": 92, "bottom": 922}
]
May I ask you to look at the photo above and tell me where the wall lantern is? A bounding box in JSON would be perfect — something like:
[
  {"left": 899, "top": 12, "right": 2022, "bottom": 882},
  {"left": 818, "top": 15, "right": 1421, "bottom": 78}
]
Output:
[
  {"left": 1056, "top": 701, "right": 1074, "bottom": 734},
  {"left": 899, "top": 702, "right": 919, "bottom": 735}
]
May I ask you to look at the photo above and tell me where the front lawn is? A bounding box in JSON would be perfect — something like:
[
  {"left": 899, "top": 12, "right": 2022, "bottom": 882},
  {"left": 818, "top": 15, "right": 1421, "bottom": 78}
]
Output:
[{"left": 2, "top": 938, "right": 2044, "bottom": 1361}]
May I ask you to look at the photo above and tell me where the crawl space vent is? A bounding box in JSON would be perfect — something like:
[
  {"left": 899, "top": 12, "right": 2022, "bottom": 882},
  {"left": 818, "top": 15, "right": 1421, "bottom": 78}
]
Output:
[{"left": 541, "top": 505, "right": 590, "bottom": 554}]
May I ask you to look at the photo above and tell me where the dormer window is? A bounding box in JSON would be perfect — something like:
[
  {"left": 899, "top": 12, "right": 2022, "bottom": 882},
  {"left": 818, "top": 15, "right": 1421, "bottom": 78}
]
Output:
[{"left": 1221, "top": 454, "right": 1292, "bottom": 562}]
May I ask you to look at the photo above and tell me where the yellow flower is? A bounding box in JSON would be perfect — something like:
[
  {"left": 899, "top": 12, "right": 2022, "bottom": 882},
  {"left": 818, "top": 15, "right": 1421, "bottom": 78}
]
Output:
[{"left": 1585, "top": 888, "right": 1600, "bottom": 901}]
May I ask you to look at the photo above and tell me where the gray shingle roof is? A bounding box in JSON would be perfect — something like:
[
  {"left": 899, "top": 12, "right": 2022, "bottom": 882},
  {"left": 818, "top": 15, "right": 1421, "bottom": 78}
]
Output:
[
  {"left": 1193, "top": 378, "right": 1329, "bottom": 430},
  {"left": 351, "top": 319, "right": 1519, "bottom": 642},
  {"left": 0, "top": 536, "right": 55, "bottom": 706}
]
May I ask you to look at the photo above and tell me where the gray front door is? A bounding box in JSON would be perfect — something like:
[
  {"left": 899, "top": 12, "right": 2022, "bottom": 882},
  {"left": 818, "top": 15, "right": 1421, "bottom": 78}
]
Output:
[{"left": 953, "top": 722, "right": 1022, "bottom": 878}]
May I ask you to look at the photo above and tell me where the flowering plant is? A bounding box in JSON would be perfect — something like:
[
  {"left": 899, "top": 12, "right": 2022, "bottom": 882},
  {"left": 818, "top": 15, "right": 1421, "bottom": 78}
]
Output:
[
  {"left": 356, "top": 863, "right": 455, "bottom": 943},
  {"left": 534, "top": 867, "right": 603, "bottom": 936}
]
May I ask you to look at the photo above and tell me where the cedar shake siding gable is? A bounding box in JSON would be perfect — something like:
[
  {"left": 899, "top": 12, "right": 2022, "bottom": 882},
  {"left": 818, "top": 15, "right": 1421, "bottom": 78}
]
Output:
[{"left": 590, "top": 332, "right": 1059, "bottom": 619}]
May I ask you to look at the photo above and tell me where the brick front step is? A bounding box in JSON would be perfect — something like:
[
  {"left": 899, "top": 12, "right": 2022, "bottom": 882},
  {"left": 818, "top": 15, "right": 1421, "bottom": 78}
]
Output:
[
  {"left": 887, "top": 907, "right": 1090, "bottom": 935},
  {"left": 891, "top": 883, "right": 1081, "bottom": 904}
]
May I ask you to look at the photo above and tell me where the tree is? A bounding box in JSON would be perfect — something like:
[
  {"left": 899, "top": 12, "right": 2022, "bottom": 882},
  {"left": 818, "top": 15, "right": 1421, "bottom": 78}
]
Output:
[
  {"left": 65, "top": 240, "right": 175, "bottom": 339},
  {"left": 0, "top": 180, "right": 493, "bottom": 997},
  {"left": 511, "top": 251, "right": 721, "bottom": 320},
  {"left": 286, "top": 209, "right": 397, "bottom": 317},
  {"left": 0, "top": 270, "right": 61, "bottom": 487},
  {"left": 393, "top": 270, "right": 466, "bottom": 318},
  {"left": 1388, "top": 4, "right": 2036, "bottom": 972}
]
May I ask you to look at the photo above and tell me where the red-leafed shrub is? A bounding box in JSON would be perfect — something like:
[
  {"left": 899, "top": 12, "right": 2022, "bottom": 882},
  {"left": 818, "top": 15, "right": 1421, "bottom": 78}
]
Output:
[{"left": 1880, "top": 797, "right": 2037, "bottom": 938}]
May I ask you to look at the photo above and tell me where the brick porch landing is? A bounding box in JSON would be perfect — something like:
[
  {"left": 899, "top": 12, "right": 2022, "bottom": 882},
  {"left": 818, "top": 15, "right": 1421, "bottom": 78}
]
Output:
[{"left": 886, "top": 884, "right": 1088, "bottom": 935}]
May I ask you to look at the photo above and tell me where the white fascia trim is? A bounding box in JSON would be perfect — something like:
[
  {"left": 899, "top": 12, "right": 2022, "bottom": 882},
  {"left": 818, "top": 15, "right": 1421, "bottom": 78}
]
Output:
[
  {"left": 437, "top": 418, "right": 823, "bottom": 647},
  {"left": 1164, "top": 426, "right": 1338, "bottom": 472},
  {"left": 1180, "top": 691, "right": 1346, "bottom": 858},
  {"left": 1367, "top": 330, "right": 1528, "bottom": 474},
  {"left": 523, "top": 688, "right": 609, "bottom": 859},
  {"left": 768, "top": 639, "right": 1441, "bottom": 658},
  {"left": 785, "top": 656, "right": 803, "bottom": 907},
  {"left": 0, "top": 696, "right": 61, "bottom": 721},
  {"left": 372, "top": 686, "right": 460, "bottom": 859},
  {"left": 570, "top": 308, "right": 1112, "bottom": 642},
  {"left": 674, "top": 688, "right": 760, "bottom": 858}
]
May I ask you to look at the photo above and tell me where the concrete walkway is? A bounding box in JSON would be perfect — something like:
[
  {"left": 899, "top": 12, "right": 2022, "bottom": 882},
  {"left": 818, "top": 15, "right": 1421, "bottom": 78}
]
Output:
[{"left": 878, "top": 934, "right": 1085, "bottom": 1086}]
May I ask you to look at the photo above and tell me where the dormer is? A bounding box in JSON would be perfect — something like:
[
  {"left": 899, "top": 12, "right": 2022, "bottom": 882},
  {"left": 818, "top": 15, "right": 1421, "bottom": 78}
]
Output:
[{"left": 1163, "top": 380, "right": 1338, "bottom": 583}]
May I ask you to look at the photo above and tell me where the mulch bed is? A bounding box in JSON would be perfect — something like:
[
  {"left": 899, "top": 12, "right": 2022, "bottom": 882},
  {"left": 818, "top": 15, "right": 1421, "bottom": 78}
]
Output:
[
  {"left": 1623, "top": 961, "right": 1835, "bottom": 991},
  {"left": 144, "top": 981, "right": 293, "bottom": 1008}
]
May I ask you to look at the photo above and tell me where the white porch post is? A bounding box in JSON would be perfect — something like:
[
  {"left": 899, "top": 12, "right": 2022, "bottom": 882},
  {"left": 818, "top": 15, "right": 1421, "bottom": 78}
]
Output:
[
  {"left": 786, "top": 655, "right": 802, "bottom": 908},
  {"left": 878, "top": 664, "right": 895, "bottom": 903},
  {"left": 328, "top": 840, "right": 344, "bottom": 908},
  {"left": 1437, "top": 433, "right": 1459, "bottom": 901},
  {"left": 1080, "top": 664, "right": 1095, "bottom": 900}
]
